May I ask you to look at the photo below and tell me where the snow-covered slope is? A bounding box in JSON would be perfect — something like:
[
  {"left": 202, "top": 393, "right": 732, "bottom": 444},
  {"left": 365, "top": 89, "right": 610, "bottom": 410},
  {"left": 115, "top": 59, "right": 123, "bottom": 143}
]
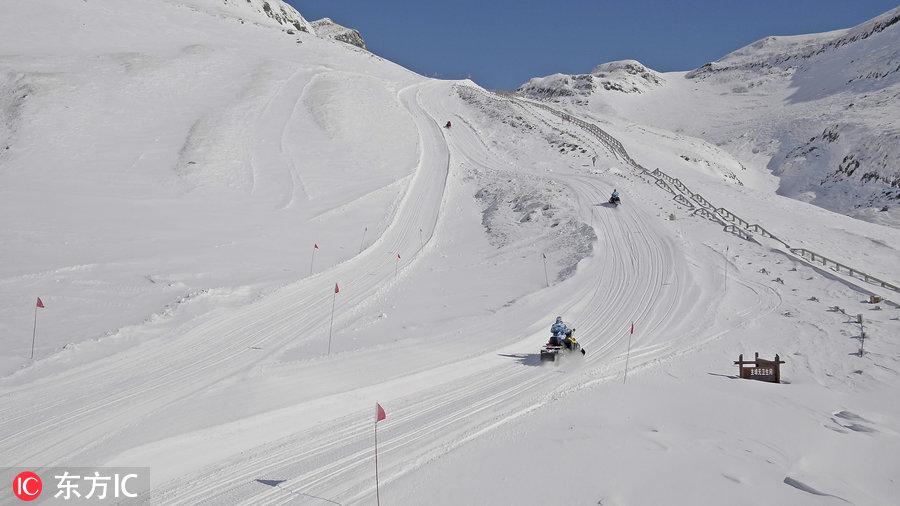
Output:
[
  {"left": 175, "top": 0, "right": 314, "bottom": 32},
  {"left": 0, "top": 0, "right": 419, "bottom": 376},
  {"left": 518, "top": 7, "right": 900, "bottom": 226},
  {"left": 2, "top": 1, "right": 900, "bottom": 505}
]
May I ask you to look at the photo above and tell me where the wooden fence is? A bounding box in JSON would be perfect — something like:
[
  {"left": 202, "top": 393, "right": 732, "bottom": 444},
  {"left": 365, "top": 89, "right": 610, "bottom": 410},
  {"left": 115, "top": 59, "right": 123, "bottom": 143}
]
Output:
[{"left": 482, "top": 90, "right": 899, "bottom": 295}]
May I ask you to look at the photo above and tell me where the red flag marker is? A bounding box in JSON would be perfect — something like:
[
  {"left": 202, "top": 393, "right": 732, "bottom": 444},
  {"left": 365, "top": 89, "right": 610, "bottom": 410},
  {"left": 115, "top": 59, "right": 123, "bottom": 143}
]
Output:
[
  {"left": 328, "top": 283, "right": 339, "bottom": 354},
  {"left": 310, "top": 244, "right": 319, "bottom": 275},
  {"left": 31, "top": 297, "right": 45, "bottom": 359},
  {"left": 374, "top": 402, "right": 387, "bottom": 505},
  {"left": 624, "top": 321, "right": 635, "bottom": 384}
]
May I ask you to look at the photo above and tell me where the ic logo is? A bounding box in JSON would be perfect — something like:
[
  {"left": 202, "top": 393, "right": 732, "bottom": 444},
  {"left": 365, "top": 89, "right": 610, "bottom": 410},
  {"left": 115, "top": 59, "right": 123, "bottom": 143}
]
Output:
[{"left": 12, "top": 471, "right": 42, "bottom": 502}]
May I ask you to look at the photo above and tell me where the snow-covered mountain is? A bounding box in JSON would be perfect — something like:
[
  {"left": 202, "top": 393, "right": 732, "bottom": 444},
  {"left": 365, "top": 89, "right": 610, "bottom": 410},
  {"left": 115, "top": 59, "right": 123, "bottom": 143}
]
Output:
[
  {"left": 176, "top": 0, "right": 314, "bottom": 32},
  {"left": 518, "top": 59, "right": 664, "bottom": 101},
  {"left": 518, "top": 7, "right": 900, "bottom": 226},
  {"left": 311, "top": 17, "right": 367, "bottom": 49},
  {"left": 2, "top": 1, "right": 900, "bottom": 505},
  {"left": 159, "top": 0, "right": 367, "bottom": 47}
]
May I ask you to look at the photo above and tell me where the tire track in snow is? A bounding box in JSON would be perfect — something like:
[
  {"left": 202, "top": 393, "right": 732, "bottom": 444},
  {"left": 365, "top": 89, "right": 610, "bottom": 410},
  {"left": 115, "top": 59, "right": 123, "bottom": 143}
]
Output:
[
  {"left": 0, "top": 81, "right": 452, "bottom": 470},
  {"left": 148, "top": 84, "right": 770, "bottom": 505},
  {"left": 0, "top": 80, "right": 782, "bottom": 505}
]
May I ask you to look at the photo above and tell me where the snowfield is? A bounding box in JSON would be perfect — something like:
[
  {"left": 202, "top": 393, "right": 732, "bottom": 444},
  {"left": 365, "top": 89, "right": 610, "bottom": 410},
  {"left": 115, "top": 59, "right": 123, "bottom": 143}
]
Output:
[
  {"left": 1, "top": 1, "right": 899, "bottom": 505},
  {"left": 519, "top": 7, "right": 900, "bottom": 227}
]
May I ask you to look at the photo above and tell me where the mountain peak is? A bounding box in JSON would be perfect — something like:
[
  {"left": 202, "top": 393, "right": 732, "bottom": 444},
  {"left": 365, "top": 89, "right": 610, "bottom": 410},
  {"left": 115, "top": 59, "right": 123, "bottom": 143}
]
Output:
[
  {"left": 590, "top": 59, "right": 664, "bottom": 88},
  {"left": 687, "top": 6, "right": 899, "bottom": 79},
  {"left": 311, "top": 18, "right": 367, "bottom": 49},
  {"left": 517, "top": 59, "right": 663, "bottom": 100},
  {"left": 176, "top": 0, "right": 314, "bottom": 33}
]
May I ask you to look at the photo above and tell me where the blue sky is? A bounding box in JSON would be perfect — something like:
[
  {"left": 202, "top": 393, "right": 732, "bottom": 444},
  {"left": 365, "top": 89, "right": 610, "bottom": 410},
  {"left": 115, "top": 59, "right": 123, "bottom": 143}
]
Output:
[{"left": 288, "top": 1, "right": 899, "bottom": 89}]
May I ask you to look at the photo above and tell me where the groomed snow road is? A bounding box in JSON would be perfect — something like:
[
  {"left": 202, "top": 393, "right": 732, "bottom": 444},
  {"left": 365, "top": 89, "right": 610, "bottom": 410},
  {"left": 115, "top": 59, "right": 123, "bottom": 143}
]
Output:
[{"left": 0, "top": 81, "right": 782, "bottom": 504}]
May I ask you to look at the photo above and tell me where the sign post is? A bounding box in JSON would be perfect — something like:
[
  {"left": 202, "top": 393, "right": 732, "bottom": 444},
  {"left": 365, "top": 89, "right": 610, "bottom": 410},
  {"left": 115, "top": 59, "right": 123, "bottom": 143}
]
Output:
[{"left": 734, "top": 352, "right": 785, "bottom": 383}]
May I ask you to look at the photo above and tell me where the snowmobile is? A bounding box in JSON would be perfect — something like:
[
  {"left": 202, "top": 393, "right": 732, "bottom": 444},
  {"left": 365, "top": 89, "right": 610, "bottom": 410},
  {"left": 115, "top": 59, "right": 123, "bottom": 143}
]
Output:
[
  {"left": 608, "top": 194, "right": 620, "bottom": 206},
  {"left": 540, "top": 329, "right": 585, "bottom": 363}
]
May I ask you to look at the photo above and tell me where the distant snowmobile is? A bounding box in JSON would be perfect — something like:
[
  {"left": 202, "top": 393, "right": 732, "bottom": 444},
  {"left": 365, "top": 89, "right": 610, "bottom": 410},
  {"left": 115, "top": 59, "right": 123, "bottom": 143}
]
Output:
[
  {"left": 445, "top": 120, "right": 452, "bottom": 129},
  {"left": 540, "top": 328, "right": 585, "bottom": 363},
  {"left": 609, "top": 189, "right": 620, "bottom": 206}
]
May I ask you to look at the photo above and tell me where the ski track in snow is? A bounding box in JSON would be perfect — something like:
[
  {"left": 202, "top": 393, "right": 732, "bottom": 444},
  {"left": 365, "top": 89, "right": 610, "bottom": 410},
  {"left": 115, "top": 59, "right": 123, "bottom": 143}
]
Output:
[
  {"left": 1, "top": 79, "right": 786, "bottom": 505},
  {"left": 0, "top": 79, "right": 445, "bottom": 462},
  {"left": 3, "top": 4, "right": 899, "bottom": 503},
  {"left": 129, "top": 84, "right": 782, "bottom": 505}
]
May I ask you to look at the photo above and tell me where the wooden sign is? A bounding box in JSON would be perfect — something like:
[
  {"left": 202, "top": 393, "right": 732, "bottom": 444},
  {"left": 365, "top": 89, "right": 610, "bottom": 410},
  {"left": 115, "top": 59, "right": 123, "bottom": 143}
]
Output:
[{"left": 734, "top": 353, "right": 784, "bottom": 383}]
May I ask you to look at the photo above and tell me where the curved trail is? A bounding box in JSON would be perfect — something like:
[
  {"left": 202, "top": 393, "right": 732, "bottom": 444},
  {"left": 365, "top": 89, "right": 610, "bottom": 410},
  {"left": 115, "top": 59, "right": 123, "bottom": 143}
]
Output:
[
  {"left": 146, "top": 84, "right": 778, "bottom": 504},
  {"left": 1, "top": 81, "right": 781, "bottom": 505},
  {"left": 0, "top": 81, "right": 450, "bottom": 467}
]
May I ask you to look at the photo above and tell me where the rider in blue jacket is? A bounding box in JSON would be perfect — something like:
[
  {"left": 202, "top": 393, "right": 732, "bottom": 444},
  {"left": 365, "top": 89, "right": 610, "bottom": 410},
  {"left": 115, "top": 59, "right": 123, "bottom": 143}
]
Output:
[{"left": 550, "top": 316, "right": 569, "bottom": 346}]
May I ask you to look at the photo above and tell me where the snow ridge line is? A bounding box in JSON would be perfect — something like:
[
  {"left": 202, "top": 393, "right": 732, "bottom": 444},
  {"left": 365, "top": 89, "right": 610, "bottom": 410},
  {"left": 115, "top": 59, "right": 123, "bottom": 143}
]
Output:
[{"left": 505, "top": 95, "right": 899, "bottom": 298}]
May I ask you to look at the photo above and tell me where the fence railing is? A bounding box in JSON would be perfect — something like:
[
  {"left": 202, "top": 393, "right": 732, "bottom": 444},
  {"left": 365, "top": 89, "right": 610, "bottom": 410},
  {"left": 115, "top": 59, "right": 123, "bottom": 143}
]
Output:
[
  {"left": 690, "top": 193, "right": 716, "bottom": 210},
  {"left": 694, "top": 207, "right": 724, "bottom": 224},
  {"left": 655, "top": 179, "right": 676, "bottom": 194},
  {"left": 715, "top": 207, "right": 752, "bottom": 229},
  {"left": 723, "top": 224, "right": 755, "bottom": 242},
  {"left": 673, "top": 194, "right": 695, "bottom": 209},
  {"left": 519, "top": 99, "right": 633, "bottom": 163},
  {"left": 651, "top": 169, "right": 690, "bottom": 194},
  {"left": 747, "top": 225, "right": 791, "bottom": 249},
  {"left": 790, "top": 248, "right": 899, "bottom": 291},
  {"left": 508, "top": 94, "right": 899, "bottom": 295}
]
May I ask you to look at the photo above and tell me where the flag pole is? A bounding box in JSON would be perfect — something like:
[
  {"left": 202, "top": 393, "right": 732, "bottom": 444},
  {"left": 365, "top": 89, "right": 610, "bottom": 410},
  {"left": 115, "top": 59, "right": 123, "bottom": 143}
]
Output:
[
  {"left": 374, "top": 421, "right": 381, "bottom": 506},
  {"left": 542, "top": 253, "right": 549, "bottom": 287},
  {"left": 30, "top": 304, "right": 38, "bottom": 360},
  {"left": 623, "top": 322, "right": 634, "bottom": 384},
  {"left": 310, "top": 245, "right": 317, "bottom": 276},
  {"left": 723, "top": 245, "right": 728, "bottom": 295},
  {"left": 374, "top": 403, "right": 386, "bottom": 505},
  {"left": 327, "top": 289, "right": 337, "bottom": 355},
  {"left": 359, "top": 227, "right": 368, "bottom": 253}
]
